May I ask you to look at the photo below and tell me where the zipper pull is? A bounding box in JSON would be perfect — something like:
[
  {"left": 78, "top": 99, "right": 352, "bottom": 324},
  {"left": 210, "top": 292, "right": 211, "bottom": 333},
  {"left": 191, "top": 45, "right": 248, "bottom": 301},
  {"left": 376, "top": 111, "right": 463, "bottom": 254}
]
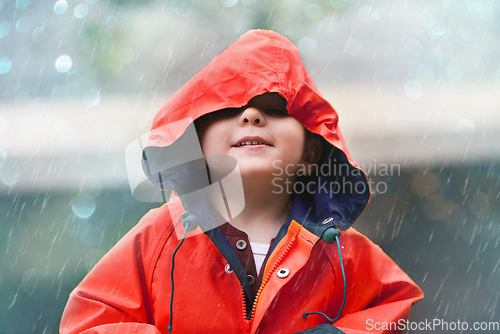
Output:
[{"left": 243, "top": 319, "right": 252, "bottom": 333}]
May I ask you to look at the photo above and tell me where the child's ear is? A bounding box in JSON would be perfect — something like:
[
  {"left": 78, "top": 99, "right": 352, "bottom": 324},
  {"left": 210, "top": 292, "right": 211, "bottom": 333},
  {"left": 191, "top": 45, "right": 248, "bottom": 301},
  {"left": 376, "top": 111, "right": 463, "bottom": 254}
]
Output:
[{"left": 300, "top": 132, "right": 323, "bottom": 175}]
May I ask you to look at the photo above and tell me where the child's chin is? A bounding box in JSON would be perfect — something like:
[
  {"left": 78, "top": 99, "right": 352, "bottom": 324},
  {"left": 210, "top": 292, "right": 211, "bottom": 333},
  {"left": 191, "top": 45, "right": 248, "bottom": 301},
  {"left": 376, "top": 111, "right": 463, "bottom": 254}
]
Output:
[{"left": 239, "top": 166, "right": 277, "bottom": 180}]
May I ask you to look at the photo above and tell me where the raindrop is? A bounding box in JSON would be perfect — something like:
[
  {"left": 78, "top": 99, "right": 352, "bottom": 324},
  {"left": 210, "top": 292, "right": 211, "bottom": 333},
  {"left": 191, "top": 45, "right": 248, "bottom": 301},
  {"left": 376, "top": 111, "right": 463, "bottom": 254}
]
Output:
[
  {"left": 60, "top": 214, "right": 79, "bottom": 240},
  {"left": 84, "top": 248, "right": 106, "bottom": 271},
  {"left": 71, "top": 195, "right": 96, "bottom": 219},
  {"left": 53, "top": 0, "right": 68, "bottom": 15},
  {"left": 487, "top": 270, "right": 500, "bottom": 295},
  {"left": 82, "top": 87, "right": 101, "bottom": 108},
  {"left": 21, "top": 268, "right": 45, "bottom": 296},
  {"left": 457, "top": 218, "right": 478, "bottom": 244},
  {"left": 32, "top": 26, "right": 47, "bottom": 43},
  {"left": 79, "top": 223, "right": 103, "bottom": 247},
  {"left": 411, "top": 170, "right": 441, "bottom": 197},
  {"left": 3, "top": 222, "right": 29, "bottom": 254},
  {"left": 74, "top": 3, "right": 89, "bottom": 19},
  {"left": 0, "top": 22, "right": 10, "bottom": 38},
  {"left": 467, "top": 192, "right": 489, "bottom": 217},
  {"left": 15, "top": 0, "right": 29, "bottom": 10},
  {"left": 0, "top": 56, "right": 12, "bottom": 74},
  {"left": 55, "top": 54, "right": 72, "bottom": 73},
  {"left": 8, "top": 293, "right": 17, "bottom": 310},
  {"left": 220, "top": 0, "right": 237, "bottom": 8},
  {"left": 298, "top": 36, "right": 317, "bottom": 55},
  {"left": 404, "top": 80, "right": 423, "bottom": 100},
  {"left": 0, "top": 270, "right": 3, "bottom": 290},
  {"left": 423, "top": 195, "right": 455, "bottom": 221}
]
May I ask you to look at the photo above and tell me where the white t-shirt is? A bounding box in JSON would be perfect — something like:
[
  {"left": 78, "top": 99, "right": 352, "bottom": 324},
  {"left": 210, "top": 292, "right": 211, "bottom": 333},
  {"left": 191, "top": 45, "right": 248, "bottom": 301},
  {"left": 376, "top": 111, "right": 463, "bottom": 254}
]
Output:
[{"left": 250, "top": 242, "right": 270, "bottom": 274}]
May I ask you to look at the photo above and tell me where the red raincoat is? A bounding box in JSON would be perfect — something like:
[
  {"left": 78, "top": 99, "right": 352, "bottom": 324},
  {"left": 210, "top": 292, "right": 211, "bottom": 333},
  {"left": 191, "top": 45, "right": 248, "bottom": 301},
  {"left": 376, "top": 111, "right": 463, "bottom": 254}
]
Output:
[{"left": 60, "top": 30, "right": 423, "bottom": 333}]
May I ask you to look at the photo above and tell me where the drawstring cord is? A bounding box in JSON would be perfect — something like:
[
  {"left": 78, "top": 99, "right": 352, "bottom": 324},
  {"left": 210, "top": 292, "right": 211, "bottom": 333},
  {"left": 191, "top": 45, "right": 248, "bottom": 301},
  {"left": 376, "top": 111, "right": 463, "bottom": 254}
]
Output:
[
  {"left": 303, "top": 233, "right": 346, "bottom": 323},
  {"left": 167, "top": 217, "right": 190, "bottom": 333},
  {"left": 167, "top": 216, "right": 346, "bottom": 330}
]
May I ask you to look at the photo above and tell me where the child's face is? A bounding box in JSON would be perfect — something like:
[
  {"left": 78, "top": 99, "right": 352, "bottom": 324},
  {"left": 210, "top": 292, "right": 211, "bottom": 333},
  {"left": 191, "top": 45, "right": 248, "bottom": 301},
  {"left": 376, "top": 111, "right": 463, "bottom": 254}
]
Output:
[{"left": 197, "top": 93, "right": 307, "bottom": 180}]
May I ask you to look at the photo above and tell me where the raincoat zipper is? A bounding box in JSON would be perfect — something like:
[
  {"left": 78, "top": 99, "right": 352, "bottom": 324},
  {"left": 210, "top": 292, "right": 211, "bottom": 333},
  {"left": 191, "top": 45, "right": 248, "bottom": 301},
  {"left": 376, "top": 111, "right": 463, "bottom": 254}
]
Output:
[
  {"left": 241, "top": 235, "right": 297, "bottom": 333},
  {"left": 242, "top": 287, "right": 251, "bottom": 333}
]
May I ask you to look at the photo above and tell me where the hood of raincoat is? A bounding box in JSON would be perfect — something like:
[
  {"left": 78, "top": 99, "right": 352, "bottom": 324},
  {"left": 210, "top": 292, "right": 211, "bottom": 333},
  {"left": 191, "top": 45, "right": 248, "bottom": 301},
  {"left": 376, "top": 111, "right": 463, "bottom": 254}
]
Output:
[{"left": 143, "top": 29, "right": 370, "bottom": 232}]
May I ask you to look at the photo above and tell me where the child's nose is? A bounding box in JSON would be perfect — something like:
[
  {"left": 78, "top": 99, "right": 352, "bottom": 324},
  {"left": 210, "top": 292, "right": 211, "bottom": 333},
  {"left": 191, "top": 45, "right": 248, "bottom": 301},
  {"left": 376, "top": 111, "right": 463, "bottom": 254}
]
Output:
[{"left": 239, "top": 107, "right": 266, "bottom": 126}]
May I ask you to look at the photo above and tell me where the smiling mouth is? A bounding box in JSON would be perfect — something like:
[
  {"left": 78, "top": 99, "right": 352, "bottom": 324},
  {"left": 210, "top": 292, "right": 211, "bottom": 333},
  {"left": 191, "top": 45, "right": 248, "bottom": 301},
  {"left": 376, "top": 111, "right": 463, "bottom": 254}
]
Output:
[{"left": 234, "top": 140, "right": 270, "bottom": 147}]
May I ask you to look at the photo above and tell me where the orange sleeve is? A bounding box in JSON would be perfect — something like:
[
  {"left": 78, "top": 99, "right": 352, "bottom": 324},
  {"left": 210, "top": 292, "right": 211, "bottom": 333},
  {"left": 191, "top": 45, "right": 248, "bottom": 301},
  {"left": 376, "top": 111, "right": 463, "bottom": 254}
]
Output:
[
  {"left": 59, "top": 205, "right": 175, "bottom": 334},
  {"left": 332, "top": 229, "right": 424, "bottom": 334}
]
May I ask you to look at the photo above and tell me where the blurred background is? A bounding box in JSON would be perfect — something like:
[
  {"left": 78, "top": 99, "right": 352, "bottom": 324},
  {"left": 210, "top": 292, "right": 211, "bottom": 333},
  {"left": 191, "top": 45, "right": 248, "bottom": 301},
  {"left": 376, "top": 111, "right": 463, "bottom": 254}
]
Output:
[{"left": 1, "top": 0, "right": 499, "bottom": 333}]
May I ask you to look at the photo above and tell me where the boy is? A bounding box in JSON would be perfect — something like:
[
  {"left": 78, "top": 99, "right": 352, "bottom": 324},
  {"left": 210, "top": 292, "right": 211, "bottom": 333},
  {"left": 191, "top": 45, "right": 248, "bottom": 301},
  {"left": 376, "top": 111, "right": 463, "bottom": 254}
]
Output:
[{"left": 60, "top": 30, "right": 423, "bottom": 333}]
